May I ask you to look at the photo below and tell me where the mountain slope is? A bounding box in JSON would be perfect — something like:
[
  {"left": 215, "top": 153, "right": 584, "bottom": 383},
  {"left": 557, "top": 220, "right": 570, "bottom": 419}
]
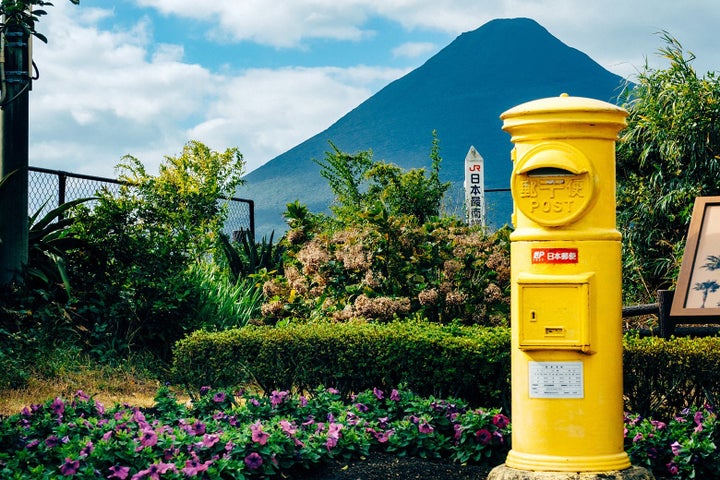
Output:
[{"left": 240, "top": 17, "right": 628, "bottom": 238}]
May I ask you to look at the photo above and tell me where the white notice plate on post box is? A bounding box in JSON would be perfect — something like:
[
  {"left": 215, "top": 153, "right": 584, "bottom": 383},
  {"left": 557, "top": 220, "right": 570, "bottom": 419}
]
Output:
[{"left": 529, "top": 361, "right": 584, "bottom": 398}]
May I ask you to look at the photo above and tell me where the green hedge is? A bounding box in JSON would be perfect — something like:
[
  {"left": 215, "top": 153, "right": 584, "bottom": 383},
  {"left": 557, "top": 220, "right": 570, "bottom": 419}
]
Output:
[
  {"left": 623, "top": 334, "right": 720, "bottom": 419},
  {"left": 172, "top": 325, "right": 720, "bottom": 419},
  {"left": 172, "top": 321, "right": 511, "bottom": 408}
]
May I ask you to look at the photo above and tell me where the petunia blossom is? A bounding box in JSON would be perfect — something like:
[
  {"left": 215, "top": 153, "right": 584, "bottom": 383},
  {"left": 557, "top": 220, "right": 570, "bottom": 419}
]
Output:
[
  {"left": 108, "top": 465, "right": 131, "bottom": 479},
  {"left": 250, "top": 421, "right": 270, "bottom": 445},
  {"left": 492, "top": 413, "right": 509, "bottom": 429},
  {"left": 60, "top": 457, "right": 80, "bottom": 476},
  {"left": 244, "top": 452, "right": 263, "bottom": 470},
  {"left": 475, "top": 428, "right": 492, "bottom": 445}
]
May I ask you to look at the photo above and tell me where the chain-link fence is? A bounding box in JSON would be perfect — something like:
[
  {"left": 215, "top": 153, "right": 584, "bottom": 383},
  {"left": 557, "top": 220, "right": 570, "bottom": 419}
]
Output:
[{"left": 28, "top": 166, "right": 254, "bottom": 239}]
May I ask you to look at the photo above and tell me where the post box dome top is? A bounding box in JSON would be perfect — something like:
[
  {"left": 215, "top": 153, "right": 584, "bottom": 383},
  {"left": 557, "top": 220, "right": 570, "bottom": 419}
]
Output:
[
  {"left": 501, "top": 93, "right": 627, "bottom": 117},
  {"left": 500, "top": 93, "right": 628, "bottom": 140}
]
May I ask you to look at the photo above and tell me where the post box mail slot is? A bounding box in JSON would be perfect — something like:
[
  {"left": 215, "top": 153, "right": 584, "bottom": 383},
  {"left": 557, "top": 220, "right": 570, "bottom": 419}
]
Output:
[
  {"left": 511, "top": 142, "right": 596, "bottom": 227},
  {"left": 517, "top": 272, "right": 593, "bottom": 352}
]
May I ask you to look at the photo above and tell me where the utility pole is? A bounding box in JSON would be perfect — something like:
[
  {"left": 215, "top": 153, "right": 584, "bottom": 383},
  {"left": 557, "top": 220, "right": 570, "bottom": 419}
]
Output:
[{"left": 0, "top": 22, "right": 31, "bottom": 284}]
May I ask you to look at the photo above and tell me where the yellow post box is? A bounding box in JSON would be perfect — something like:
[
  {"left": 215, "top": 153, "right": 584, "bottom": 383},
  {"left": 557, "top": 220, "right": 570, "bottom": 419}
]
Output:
[{"left": 487, "top": 94, "right": 654, "bottom": 480}]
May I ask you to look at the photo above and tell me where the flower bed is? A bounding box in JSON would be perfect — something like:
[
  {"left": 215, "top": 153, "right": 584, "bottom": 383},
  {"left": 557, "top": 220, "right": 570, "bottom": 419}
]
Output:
[
  {"left": 1, "top": 385, "right": 718, "bottom": 479},
  {"left": 0, "top": 386, "right": 510, "bottom": 478}
]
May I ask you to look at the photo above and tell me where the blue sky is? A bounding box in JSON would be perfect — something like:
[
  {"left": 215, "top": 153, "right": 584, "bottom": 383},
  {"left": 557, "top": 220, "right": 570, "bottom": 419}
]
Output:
[{"left": 28, "top": 0, "right": 720, "bottom": 178}]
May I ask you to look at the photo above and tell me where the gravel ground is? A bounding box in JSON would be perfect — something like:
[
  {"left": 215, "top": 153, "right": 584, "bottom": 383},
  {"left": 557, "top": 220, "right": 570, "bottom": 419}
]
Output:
[{"left": 282, "top": 452, "right": 493, "bottom": 480}]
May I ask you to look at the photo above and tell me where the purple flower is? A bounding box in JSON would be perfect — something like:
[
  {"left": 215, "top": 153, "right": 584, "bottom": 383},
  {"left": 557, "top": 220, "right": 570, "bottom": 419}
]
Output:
[
  {"left": 270, "top": 390, "right": 289, "bottom": 407},
  {"left": 80, "top": 441, "right": 94, "bottom": 457},
  {"left": 199, "top": 386, "right": 211, "bottom": 396},
  {"left": 26, "top": 439, "right": 40, "bottom": 449},
  {"left": 130, "top": 461, "right": 176, "bottom": 479},
  {"left": 191, "top": 420, "right": 206, "bottom": 436},
  {"left": 666, "top": 462, "right": 679, "bottom": 475},
  {"left": 373, "top": 387, "right": 384, "bottom": 400},
  {"left": 327, "top": 387, "right": 340, "bottom": 395},
  {"left": 650, "top": 419, "right": 666, "bottom": 430},
  {"left": 390, "top": 389, "right": 400, "bottom": 401},
  {"left": 355, "top": 403, "right": 369, "bottom": 413},
  {"left": 492, "top": 413, "right": 509, "bottom": 429},
  {"left": 213, "top": 392, "right": 226, "bottom": 403},
  {"left": 671, "top": 441, "right": 682, "bottom": 456},
  {"left": 279, "top": 420, "right": 297, "bottom": 436},
  {"left": 244, "top": 452, "right": 263, "bottom": 470},
  {"left": 45, "top": 435, "right": 61, "bottom": 448},
  {"left": 475, "top": 428, "right": 492, "bottom": 445},
  {"left": 418, "top": 421, "right": 434, "bottom": 434},
  {"left": 137, "top": 428, "right": 158, "bottom": 450},
  {"left": 60, "top": 457, "right": 80, "bottom": 476},
  {"left": 181, "top": 454, "right": 212, "bottom": 476},
  {"left": 326, "top": 422, "right": 343, "bottom": 450},
  {"left": 251, "top": 421, "right": 269, "bottom": 445},
  {"left": 199, "top": 433, "right": 220, "bottom": 449},
  {"left": 299, "top": 395, "right": 308, "bottom": 407},
  {"left": 453, "top": 423, "right": 463, "bottom": 440},
  {"left": 51, "top": 397, "right": 65, "bottom": 417},
  {"left": 108, "top": 465, "right": 130, "bottom": 479},
  {"left": 75, "top": 390, "right": 90, "bottom": 401}
]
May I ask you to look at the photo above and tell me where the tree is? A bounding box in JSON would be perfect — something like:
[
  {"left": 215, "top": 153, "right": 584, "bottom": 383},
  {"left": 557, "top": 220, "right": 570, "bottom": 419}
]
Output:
[
  {"left": 313, "top": 131, "right": 451, "bottom": 226},
  {"left": 67, "top": 141, "right": 245, "bottom": 359},
  {"left": 693, "top": 280, "right": 720, "bottom": 309},
  {"left": 617, "top": 33, "right": 720, "bottom": 301}
]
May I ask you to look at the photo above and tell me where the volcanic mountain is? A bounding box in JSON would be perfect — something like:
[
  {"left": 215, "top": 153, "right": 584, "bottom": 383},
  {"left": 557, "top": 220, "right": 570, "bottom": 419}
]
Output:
[{"left": 239, "top": 17, "right": 628, "bottom": 238}]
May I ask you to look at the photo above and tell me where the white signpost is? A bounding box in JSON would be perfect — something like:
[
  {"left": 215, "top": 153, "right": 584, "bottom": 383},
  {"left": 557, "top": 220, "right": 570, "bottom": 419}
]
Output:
[{"left": 464, "top": 146, "right": 485, "bottom": 227}]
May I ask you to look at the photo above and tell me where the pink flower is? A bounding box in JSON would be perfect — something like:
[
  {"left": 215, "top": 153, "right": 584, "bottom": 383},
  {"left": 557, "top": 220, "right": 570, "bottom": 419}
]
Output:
[
  {"left": 270, "top": 390, "right": 289, "bottom": 406},
  {"left": 418, "top": 421, "right": 434, "bottom": 434},
  {"left": 666, "top": 462, "right": 679, "bottom": 475},
  {"left": 390, "top": 389, "right": 400, "bottom": 401},
  {"left": 108, "top": 465, "right": 130, "bottom": 479},
  {"left": 671, "top": 441, "right": 682, "bottom": 456},
  {"left": 492, "top": 413, "right": 509, "bottom": 429},
  {"left": 199, "top": 433, "right": 220, "bottom": 449},
  {"left": 279, "top": 420, "right": 297, "bottom": 436},
  {"left": 244, "top": 452, "right": 263, "bottom": 470},
  {"left": 632, "top": 433, "right": 643, "bottom": 443},
  {"left": 475, "top": 428, "right": 492, "bottom": 445},
  {"left": 250, "top": 421, "right": 269, "bottom": 445},
  {"left": 181, "top": 454, "right": 213, "bottom": 476},
  {"left": 136, "top": 428, "right": 158, "bottom": 451},
  {"left": 130, "top": 461, "right": 176, "bottom": 479},
  {"left": 60, "top": 457, "right": 80, "bottom": 476},
  {"left": 326, "top": 422, "right": 343, "bottom": 450}
]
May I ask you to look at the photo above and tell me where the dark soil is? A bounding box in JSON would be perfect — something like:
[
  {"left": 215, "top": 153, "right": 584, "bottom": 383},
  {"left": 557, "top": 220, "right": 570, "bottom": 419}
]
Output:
[{"left": 282, "top": 452, "right": 492, "bottom": 480}]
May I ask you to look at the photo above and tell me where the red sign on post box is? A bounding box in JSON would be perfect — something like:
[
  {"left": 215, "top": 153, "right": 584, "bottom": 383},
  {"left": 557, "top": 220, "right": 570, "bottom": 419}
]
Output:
[{"left": 531, "top": 248, "right": 578, "bottom": 264}]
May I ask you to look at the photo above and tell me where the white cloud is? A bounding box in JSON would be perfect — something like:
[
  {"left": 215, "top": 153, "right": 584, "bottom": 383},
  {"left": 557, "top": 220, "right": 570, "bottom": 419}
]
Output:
[
  {"left": 25, "top": 0, "right": 720, "bottom": 181},
  {"left": 28, "top": 2, "right": 408, "bottom": 177},
  {"left": 188, "top": 65, "right": 407, "bottom": 172},
  {"left": 392, "top": 42, "right": 437, "bottom": 59}
]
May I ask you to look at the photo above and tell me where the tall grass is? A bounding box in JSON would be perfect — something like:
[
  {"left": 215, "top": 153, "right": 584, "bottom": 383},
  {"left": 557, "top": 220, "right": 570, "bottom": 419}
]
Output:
[{"left": 187, "top": 262, "right": 264, "bottom": 331}]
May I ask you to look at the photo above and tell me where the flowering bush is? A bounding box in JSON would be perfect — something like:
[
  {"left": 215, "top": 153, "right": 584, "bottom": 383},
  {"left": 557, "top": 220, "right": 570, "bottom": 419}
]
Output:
[
  {"left": 625, "top": 406, "right": 720, "bottom": 479},
  {"left": 0, "top": 386, "right": 510, "bottom": 479},
  {"left": 260, "top": 216, "right": 511, "bottom": 327}
]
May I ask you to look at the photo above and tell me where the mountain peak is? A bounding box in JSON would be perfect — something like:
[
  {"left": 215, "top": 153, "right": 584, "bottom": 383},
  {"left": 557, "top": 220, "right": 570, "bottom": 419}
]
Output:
[{"left": 241, "top": 18, "right": 626, "bottom": 238}]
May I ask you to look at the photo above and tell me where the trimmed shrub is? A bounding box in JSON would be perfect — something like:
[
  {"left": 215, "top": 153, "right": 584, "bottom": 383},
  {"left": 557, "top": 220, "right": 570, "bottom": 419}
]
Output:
[
  {"left": 623, "top": 334, "right": 720, "bottom": 419},
  {"left": 172, "top": 321, "right": 511, "bottom": 409}
]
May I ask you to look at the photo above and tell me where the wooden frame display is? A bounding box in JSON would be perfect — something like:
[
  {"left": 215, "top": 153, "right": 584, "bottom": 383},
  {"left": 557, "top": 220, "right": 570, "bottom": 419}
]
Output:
[{"left": 671, "top": 196, "right": 720, "bottom": 320}]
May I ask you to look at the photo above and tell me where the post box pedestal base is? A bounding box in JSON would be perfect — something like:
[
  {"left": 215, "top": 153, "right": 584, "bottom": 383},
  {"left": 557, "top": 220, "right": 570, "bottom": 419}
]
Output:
[{"left": 486, "top": 465, "right": 655, "bottom": 480}]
